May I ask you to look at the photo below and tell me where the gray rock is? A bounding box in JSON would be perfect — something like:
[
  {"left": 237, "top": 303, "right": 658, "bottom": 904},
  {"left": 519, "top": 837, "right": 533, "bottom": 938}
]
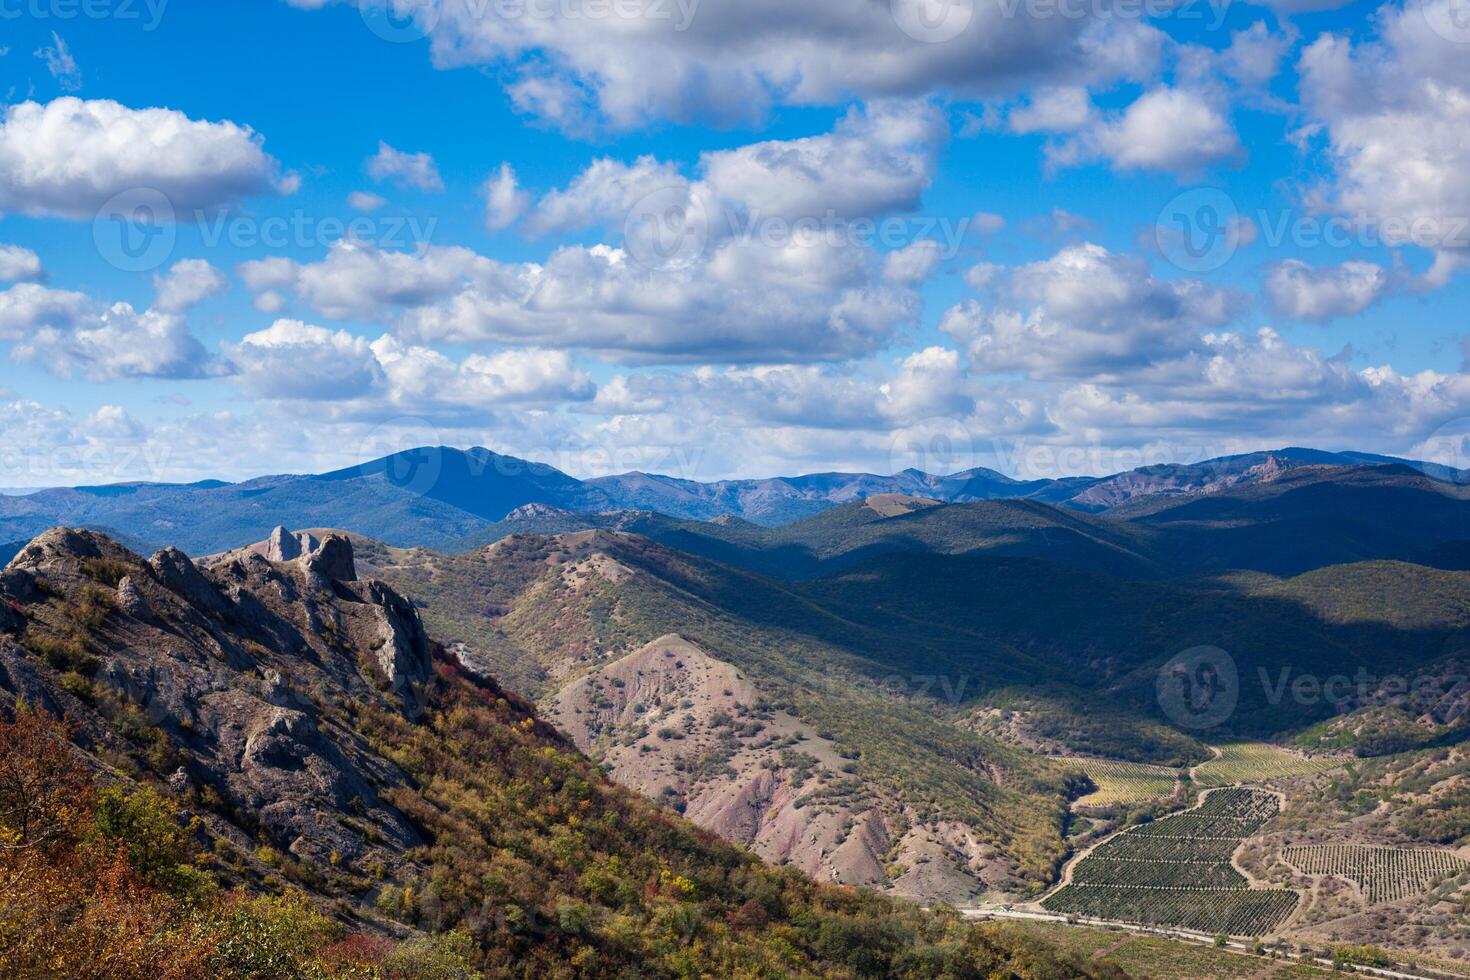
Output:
[
  {"left": 265, "top": 526, "right": 320, "bottom": 563},
  {"left": 0, "top": 526, "right": 428, "bottom": 880},
  {"left": 115, "top": 575, "right": 150, "bottom": 619},
  {"left": 148, "top": 547, "right": 231, "bottom": 617},
  {"left": 168, "top": 766, "right": 190, "bottom": 794},
  {"left": 303, "top": 534, "right": 356, "bottom": 583}
]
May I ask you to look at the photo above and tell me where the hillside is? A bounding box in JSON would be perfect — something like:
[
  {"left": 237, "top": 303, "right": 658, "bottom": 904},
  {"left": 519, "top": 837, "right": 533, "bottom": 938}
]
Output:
[
  {"left": 350, "top": 527, "right": 1085, "bottom": 903},
  {"left": 352, "top": 511, "right": 1470, "bottom": 761},
  {"left": 603, "top": 496, "right": 1169, "bottom": 581},
  {"left": 580, "top": 467, "right": 1081, "bottom": 525},
  {"left": 1224, "top": 745, "right": 1470, "bottom": 965},
  {"left": 613, "top": 469, "right": 1470, "bottom": 583},
  {"left": 338, "top": 520, "right": 1470, "bottom": 898},
  {"left": 1113, "top": 465, "right": 1470, "bottom": 575},
  {"left": 0, "top": 527, "right": 1115, "bottom": 978}
]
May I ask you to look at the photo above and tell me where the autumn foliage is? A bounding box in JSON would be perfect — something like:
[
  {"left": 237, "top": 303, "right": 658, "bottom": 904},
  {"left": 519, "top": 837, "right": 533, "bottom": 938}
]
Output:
[
  {"left": 0, "top": 688, "right": 1114, "bottom": 979},
  {"left": 0, "top": 705, "right": 214, "bottom": 978}
]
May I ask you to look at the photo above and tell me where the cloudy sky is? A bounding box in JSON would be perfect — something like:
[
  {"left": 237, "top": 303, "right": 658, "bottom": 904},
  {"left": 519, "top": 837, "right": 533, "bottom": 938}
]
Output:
[{"left": 1, "top": 0, "right": 1469, "bottom": 487}]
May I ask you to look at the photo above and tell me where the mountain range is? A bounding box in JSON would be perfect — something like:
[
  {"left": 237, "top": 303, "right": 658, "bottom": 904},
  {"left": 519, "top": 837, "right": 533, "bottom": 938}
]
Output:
[
  {"left": 1, "top": 445, "right": 1464, "bottom": 557},
  {"left": 8, "top": 443, "right": 1470, "bottom": 971}
]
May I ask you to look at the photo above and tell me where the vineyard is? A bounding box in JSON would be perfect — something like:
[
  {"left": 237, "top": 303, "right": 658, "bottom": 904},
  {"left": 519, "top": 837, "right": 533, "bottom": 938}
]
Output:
[
  {"left": 1282, "top": 844, "right": 1470, "bottom": 904},
  {"left": 1193, "top": 743, "right": 1343, "bottom": 787},
  {"left": 1043, "top": 886, "right": 1300, "bottom": 937},
  {"left": 1065, "top": 757, "right": 1181, "bottom": 807},
  {"left": 1043, "top": 788, "right": 1299, "bottom": 936}
]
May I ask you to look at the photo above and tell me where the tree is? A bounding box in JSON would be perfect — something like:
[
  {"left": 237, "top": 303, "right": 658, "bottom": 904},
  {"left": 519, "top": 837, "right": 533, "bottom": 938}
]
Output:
[
  {"left": 0, "top": 703, "right": 92, "bottom": 885},
  {"left": 0, "top": 706, "right": 215, "bottom": 978}
]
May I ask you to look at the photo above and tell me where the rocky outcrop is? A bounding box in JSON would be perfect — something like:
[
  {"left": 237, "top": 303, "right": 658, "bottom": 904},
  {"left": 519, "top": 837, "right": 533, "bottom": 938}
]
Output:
[
  {"left": 1070, "top": 453, "right": 1297, "bottom": 510},
  {"left": 0, "top": 526, "right": 432, "bottom": 888},
  {"left": 208, "top": 526, "right": 355, "bottom": 582},
  {"left": 265, "top": 526, "right": 320, "bottom": 562},
  {"left": 303, "top": 534, "right": 357, "bottom": 583}
]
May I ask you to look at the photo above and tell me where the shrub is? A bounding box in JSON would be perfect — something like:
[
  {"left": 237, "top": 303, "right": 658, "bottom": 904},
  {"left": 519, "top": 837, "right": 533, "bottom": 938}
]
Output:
[
  {"left": 381, "top": 930, "right": 482, "bottom": 979},
  {"left": 203, "top": 892, "right": 341, "bottom": 979}
]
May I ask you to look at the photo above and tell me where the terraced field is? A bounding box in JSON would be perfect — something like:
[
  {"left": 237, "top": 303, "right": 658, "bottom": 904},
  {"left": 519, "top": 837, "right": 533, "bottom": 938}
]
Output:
[
  {"left": 1193, "top": 742, "right": 1344, "bottom": 787},
  {"left": 1043, "top": 788, "right": 1299, "bottom": 936},
  {"left": 995, "top": 921, "right": 1341, "bottom": 979},
  {"left": 1065, "top": 757, "right": 1181, "bottom": 807},
  {"left": 1282, "top": 844, "right": 1470, "bottom": 904}
]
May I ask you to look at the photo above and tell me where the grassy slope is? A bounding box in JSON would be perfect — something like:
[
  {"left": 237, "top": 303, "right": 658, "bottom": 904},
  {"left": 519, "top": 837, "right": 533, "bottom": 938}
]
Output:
[
  {"left": 608, "top": 498, "right": 1169, "bottom": 581},
  {"left": 0, "top": 529, "right": 1114, "bottom": 979},
  {"left": 802, "top": 550, "right": 1470, "bottom": 743},
  {"left": 362, "top": 520, "right": 1470, "bottom": 765},
  {"left": 365, "top": 531, "right": 1081, "bottom": 889}
]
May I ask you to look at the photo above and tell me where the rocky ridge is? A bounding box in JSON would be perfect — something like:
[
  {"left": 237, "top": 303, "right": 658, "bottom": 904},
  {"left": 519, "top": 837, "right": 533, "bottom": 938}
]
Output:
[{"left": 0, "top": 526, "right": 435, "bottom": 914}]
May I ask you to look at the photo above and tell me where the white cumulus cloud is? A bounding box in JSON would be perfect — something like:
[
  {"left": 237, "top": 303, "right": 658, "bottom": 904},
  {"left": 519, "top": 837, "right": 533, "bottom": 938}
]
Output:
[
  {"left": 366, "top": 141, "right": 444, "bottom": 192},
  {"left": 0, "top": 98, "right": 283, "bottom": 218}
]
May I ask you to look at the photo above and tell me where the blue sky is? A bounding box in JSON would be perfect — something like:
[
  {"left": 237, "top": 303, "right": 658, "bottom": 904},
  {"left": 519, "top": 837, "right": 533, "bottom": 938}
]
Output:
[{"left": 1, "top": 0, "right": 1468, "bottom": 487}]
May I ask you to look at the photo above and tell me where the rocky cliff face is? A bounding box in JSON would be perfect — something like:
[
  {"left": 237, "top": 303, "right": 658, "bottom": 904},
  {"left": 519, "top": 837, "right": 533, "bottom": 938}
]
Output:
[{"left": 0, "top": 526, "right": 434, "bottom": 908}]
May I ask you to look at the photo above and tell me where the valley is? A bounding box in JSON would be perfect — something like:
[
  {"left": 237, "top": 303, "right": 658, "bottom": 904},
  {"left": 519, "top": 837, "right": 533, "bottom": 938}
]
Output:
[
  {"left": 291, "top": 458, "right": 1470, "bottom": 967},
  {"left": 966, "top": 736, "right": 1470, "bottom": 971},
  {"left": 7, "top": 450, "right": 1470, "bottom": 975}
]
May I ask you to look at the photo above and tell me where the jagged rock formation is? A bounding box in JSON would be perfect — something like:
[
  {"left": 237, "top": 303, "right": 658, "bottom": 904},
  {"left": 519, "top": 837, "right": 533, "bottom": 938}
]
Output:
[
  {"left": 208, "top": 525, "right": 352, "bottom": 579},
  {"left": 0, "top": 526, "right": 433, "bottom": 900},
  {"left": 265, "top": 526, "right": 321, "bottom": 562}
]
